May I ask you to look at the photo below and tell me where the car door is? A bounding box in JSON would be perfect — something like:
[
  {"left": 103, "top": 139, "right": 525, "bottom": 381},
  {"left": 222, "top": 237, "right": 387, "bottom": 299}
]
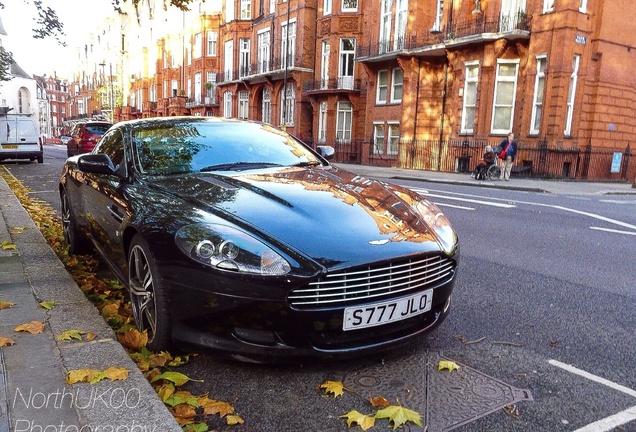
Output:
[{"left": 82, "top": 128, "right": 130, "bottom": 273}]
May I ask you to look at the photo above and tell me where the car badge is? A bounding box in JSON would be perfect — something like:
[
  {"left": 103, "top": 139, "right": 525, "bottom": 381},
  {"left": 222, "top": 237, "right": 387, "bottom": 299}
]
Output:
[{"left": 368, "top": 239, "right": 390, "bottom": 245}]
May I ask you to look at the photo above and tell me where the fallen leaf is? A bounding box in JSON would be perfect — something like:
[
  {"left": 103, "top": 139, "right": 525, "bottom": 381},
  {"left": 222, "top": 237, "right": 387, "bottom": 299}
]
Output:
[
  {"left": 370, "top": 396, "right": 391, "bottom": 407},
  {"left": 340, "top": 410, "right": 376, "bottom": 430},
  {"left": 438, "top": 360, "right": 460, "bottom": 372},
  {"left": 0, "top": 336, "right": 16, "bottom": 347},
  {"left": 66, "top": 368, "right": 101, "bottom": 385},
  {"left": 1, "top": 241, "right": 16, "bottom": 250},
  {"left": 226, "top": 414, "right": 244, "bottom": 425},
  {"left": 375, "top": 405, "right": 423, "bottom": 430},
  {"left": 199, "top": 397, "right": 234, "bottom": 417},
  {"left": 0, "top": 301, "right": 15, "bottom": 310},
  {"left": 117, "top": 328, "right": 148, "bottom": 350},
  {"left": 56, "top": 329, "right": 86, "bottom": 341},
  {"left": 319, "top": 380, "right": 345, "bottom": 398},
  {"left": 39, "top": 301, "right": 56, "bottom": 310},
  {"left": 14, "top": 321, "right": 46, "bottom": 334},
  {"left": 103, "top": 366, "right": 129, "bottom": 381},
  {"left": 172, "top": 403, "right": 197, "bottom": 419},
  {"left": 164, "top": 391, "right": 199, "bottom": 408},
  {"left": 85, "top": 332, "right": 97, "bottom": 341},
  {"left": 150, "top": 371, "right": 202, "bottom": 386},
  {"left": 183, "top": 424, "right": 208, "bottom": 432}
]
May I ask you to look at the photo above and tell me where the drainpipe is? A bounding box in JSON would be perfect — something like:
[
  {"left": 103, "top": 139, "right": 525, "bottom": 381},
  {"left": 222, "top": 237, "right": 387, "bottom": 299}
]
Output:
[
  {"left": 281, "top": 0, "right": 292, "bottom": 128},
  {"left": 437, "top": 60, "right": 449, "bottom": 171}
]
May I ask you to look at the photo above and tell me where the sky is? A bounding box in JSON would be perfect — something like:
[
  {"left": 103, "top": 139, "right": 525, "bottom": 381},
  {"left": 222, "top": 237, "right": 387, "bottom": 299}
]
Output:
[{"left": 1, "top": 0, "right": 114, "bottom": 78}]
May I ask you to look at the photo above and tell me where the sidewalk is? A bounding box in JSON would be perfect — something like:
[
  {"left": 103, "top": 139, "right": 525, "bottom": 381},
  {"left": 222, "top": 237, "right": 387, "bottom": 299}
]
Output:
[
  {"left": 0, "top": 163, "right": 634, "bottom": 431},
  {"left": 0, "top": 176, "right": 180, "bottom": 431}
]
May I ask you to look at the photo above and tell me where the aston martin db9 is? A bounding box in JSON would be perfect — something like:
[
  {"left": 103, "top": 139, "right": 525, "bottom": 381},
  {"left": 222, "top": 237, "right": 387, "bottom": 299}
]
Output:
[{"left": 59, "top": 117, "right": 459, "bottom": 360}]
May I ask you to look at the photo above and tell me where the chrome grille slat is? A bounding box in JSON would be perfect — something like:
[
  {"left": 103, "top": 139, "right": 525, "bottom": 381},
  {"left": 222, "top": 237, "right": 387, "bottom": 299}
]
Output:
[{"left": 288, "top": 255, "right": 455, "bottom": 308}]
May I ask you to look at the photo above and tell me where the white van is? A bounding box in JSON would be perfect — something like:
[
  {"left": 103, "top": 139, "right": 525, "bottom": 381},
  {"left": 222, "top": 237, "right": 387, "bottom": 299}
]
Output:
[{"left": 0, "top": 114, "right": 43, "bottom": 163}]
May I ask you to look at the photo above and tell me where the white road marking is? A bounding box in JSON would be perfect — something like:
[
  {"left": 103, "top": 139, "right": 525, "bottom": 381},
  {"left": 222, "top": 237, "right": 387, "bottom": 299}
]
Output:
[
  {"left": 599, "top": 199, "right": 636, "bottom": 204},
  {"left": 434, "top": 202, "right": 475, "bottom": 211},
  {"left": 417, "top": 191, "right": 517, "bottom": 208},
  {"left": 549, "top": 359, "right": 636, "bottom": 432},
  {"left": 590, "top": 227, "right": 636, "bottom": 236}
]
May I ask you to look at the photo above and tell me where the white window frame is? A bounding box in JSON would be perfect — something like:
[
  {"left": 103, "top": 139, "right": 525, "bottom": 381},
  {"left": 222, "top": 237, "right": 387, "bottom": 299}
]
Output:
[
  {"left": 206, "top": 72, "right": 217, "bottom": 101},
  {"left": 241, "top": 0, "right": 251, "bottom": 19},
  {"left": 377, "top": 70, "right": 388, "bottom": 104},
  {"left": 281, "top": 20, "right": 297, "bottom": 68},
  {"left": 432, "top": 0, "right": 444, "bottom": 32},
  {"left": 579, "top": 0, "right": 587, "bottom": 13},
  {"left": 280, "top": 83, "right": 295, "bottom": 126},
  {"left": 490, "top": 59, "right": 519, "bottom": 135},
  {"left": 238, "top": 90, "right": 249, "bottom": 119},
  {"left": 194, "top": 33, "right": 202, "bottom": 58},
  {"left": 324, "top": 0, "right": 332, "bottom": 15},
  {"left": 379, "top": 0, "right": 392, "bottom": 55},
  {"left": 461, "top": 62, "right": 479, "bottom": 134},
  {"left": 336, "top": 101, "right": 353, "bottom": 143},
  {"left": 194, "top": 73, "right": 202, "bottom": 103},
  {"left": 207, "top": 31, "right": 218, "bottom": 56},
  {"left": 224, "top": 40, "right": 234, "bottom": 81},
  {"left": 338, "top": 38, "right": 356, "bottom": 90},
  {"left": 239, "top": 38, "right": 250, "bottom": 77},
  {"left": 318, "top": 101, "right": 328, "bottom": 143},
  {"left": 388, "top": 122, "right": 400, "bottom": 155},
  {"left": 530, "top": 56, "right": 547, "bottom": 135},
  {"left": 223, "top": 91, "right": 233, "bottom": 117},
  {"left": 258, "top": 29, "right": 271, "bottom": 73},
  {"left": 270, "top": 0, "right": 275, "bottom": 14},
  {"left": 391, "top": 68, "right": 403, "bottom": 103},
  {"left": 500, "top": 0, "right": 525, "bottom": 32},
  {"left": 564, "top": 54, "right": 580, "bottom": 136},
  {"left": 187, "top": 78, "right": 192, "bottom": 99},
  {"left": 394, "top": 0, "right": 408, "bottom": 50},
  {"left": 225, "top": 1, "right": 234, "bottom": 22},
  {"left": 543, "top": 0, "right": 554, "bottom": 13},
  {"left": 171, "top": 79, "right": 179, "bottom": 97},
  {"left": 262, "top": 87, "right": 271, "bottom": 124},
  {"left": 320, "top": 40, "right": 330, "bottom": 89},
  {"left": 342, "top": 0, "right": 358, "bottom": 12},
  {"left": 373, "top": 123, "right": 385, "bottom": 154}
]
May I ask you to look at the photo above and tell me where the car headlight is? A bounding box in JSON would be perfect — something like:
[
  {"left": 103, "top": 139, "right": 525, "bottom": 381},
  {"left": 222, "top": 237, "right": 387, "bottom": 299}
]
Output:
[
  {"left": 175, "top": 224, "right": 291, "bottom": 276},
  {"left": 413, "top": 200, "right": 458, "bottom": 254}
]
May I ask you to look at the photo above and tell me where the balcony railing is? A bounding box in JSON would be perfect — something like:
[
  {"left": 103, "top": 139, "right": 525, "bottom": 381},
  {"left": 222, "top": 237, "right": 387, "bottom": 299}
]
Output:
[
  {"left": 447, "top": 12, "right": 529, "bottom": 39},
  {"left": 219, "top": 54, "right": 303, "bottom": 83},
  {"left": 185, "top": 96, "right": 218, "bottom": 108},
  {"left": 303, "top": 77, "right": 363, "bottom": 93}
]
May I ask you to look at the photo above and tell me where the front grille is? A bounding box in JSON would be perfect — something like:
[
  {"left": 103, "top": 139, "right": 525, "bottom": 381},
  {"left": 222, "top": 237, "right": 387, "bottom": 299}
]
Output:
[{"left": 288, "top": 255, "right": 455, "bottom": 309}]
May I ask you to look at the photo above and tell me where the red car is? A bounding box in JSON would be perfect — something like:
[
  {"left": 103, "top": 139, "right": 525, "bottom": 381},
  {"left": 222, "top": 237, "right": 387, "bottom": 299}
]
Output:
[{"left": 66, "top": 121, "right": 112, "bottom": 157}]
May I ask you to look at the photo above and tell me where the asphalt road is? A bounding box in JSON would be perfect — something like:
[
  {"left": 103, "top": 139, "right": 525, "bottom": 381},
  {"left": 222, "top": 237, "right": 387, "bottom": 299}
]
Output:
[{"left": 3, "top": 145, "right": 635, "bottom": 432}]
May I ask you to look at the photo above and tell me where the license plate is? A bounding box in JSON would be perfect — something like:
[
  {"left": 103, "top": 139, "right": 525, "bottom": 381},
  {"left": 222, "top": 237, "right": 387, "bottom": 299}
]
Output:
[
  {"left": 1, "top": 145, "right": 18, "bottom": 149},
  {"left": 343, "top": 289, "right": 433, "bottom": 331}
]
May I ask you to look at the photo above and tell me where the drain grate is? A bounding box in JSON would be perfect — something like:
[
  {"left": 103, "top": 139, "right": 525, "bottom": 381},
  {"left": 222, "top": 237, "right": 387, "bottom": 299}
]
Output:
[{"left": 341, "top": 351, "right": 533, "bottom": 431}]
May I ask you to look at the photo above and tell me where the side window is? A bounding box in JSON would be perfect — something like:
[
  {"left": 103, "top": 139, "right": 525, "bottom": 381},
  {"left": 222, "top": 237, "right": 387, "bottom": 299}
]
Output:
[{"left": 94, "top": 129, "right": 125, "bottom": 167}]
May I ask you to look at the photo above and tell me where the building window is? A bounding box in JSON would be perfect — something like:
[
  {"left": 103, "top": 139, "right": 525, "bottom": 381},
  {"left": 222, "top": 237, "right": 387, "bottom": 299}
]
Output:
[
  {"left": 281, "top": 21, "right": 296, "bottom": 68},
  {"left": 342, "top": 0, "right": 357, "bottom": 12},
  {"left": 500, "top": 0, "right": 524, "bottom": 32},
  {"left": 225, "top": 1, "right": 234, "bottom": 22},
  {"left": 207, "top": 31, "right": 217, "bottom": 56},
  {"left": 150, "top": 84, "right": 156, "bottom": 102},
  {"left": 194, "top": 33, "right": 202, "bottom": 58},
  {"left": 187, "top": 78, "right": 192, "bottom": 98},
  {"left": 379, "top": 0, "right": 392, "bottom": 55},
  {"left": 391, "top": 68, "right": 403, "bottom": 103},
  {"left": 238, "top": 91, "right": 249, "bottom": 119},
  {"left": 163, "top": 80, "right": 169, "bottom": 98},
  {"left": 262, "top": 87, "right": 271, "bottom": 124},
  {"left": 564, "top": 55, "right": 580, "bottom": 136},
  {"left": 320, "top": 40, "right": 330, "bottom": 89},
  {"left": 432, "top": 0, "right": 444, "bottom": 31},
  {"left": 194, "top": 73, "right": 202, "bottom": 103},
  {"left": 339, "top": 38, "right": 356, "bottom": 90},
  {"left": 530, "top": 56, "right": 547, "bottom": 135},
  {"left": 280, "top": 83, "right": 295, "bottom": 126},
  {"left": 224, "top": 40, "right": 234, "bottom": 81},
  {"left": 223, "top": 91, "right": 232, "bottom": 117},
  {"left": 394, "top": 0, "right": 408, "bottom": 50},
  {"left": 318, "top": 101, "right": 328, "bottom": 143},
  {"left": 206, "top": 72, "right": 217, "bottom": 101},
  {"left": 491, "top": 60, "right": 519, "bottom": 134},
  {"left": 258, "top": 30, "right": 271, "bottom": 73},
  {"left": 336, "top": 101, "right": 353, "bottom": 142},
  {"left": 241, "top": 0, "right": 251, "bottom": 19},
  {"left": 579, "top": 0, "right": 587, "bottom": 12},
  {"left": 323, "top": 0, "right": 332, "bottom": 15},
  {"left": 171, "top": 80, "right": 179, "bottom": 97},
  {"left": 543, "top": 0, "right": 554, "bottom": 13},
  {"left": 388, "top": 123, "right": 400, "bottom": 155},
  {"left": 239, "top": 38, "right": 250, "bottom": 77},
  {"left": 377, "top": 70, "right": 388, "bottom": 104},
  {"left": 461, "top": 62, "right": 479, "bottom": 134},
  {"left": 373, "top": 123, "right": 385, "bottom": 154}
]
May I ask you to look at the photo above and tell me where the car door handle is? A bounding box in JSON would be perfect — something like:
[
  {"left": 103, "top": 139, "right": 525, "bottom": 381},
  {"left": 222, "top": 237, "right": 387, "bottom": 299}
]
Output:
[{"left": 108, "top": 205, "right": 124, "bottom": 223}]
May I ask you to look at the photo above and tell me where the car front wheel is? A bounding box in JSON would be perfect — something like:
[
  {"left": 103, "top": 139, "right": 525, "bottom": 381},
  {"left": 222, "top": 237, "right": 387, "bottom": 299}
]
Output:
[
  {"left": 128, "top": 235, "right": 171, "bottom": 352},
  {"left": 61, "top": 190, "right": 90, "bottom": 254}
]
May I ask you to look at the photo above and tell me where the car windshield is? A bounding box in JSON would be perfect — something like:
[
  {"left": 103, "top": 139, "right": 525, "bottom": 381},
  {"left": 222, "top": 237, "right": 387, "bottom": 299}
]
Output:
[
  {"left": 132, "top": 121, "right": 323, "bottom": 176},
  {"left": 85, "top": 124, "right": 111, "bottom": 135}
]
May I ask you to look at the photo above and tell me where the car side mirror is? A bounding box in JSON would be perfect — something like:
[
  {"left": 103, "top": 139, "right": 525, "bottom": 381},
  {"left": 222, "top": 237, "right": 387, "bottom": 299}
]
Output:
[
  {"left": 78, "top": 154, "right": 120, "bottom": 176},
  {"left": 316, "top": 146, "right": 335, "bottom": 161}
]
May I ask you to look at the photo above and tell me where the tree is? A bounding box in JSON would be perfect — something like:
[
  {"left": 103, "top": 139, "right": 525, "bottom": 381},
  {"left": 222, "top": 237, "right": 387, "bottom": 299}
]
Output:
[{"left": 0, "top": 0, "right": 195, "bottom": 80}]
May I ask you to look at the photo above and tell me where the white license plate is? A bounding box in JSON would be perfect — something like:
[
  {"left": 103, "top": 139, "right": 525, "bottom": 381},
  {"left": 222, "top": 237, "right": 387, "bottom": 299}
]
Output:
[{"left": 343, "top": 289, "right": 433, "bottom": 331}]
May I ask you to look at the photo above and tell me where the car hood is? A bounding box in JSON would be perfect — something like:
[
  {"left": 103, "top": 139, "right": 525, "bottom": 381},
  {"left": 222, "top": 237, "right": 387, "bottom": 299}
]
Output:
[{"left": 150, "top": 166, "right": 447, "bottom": 270}]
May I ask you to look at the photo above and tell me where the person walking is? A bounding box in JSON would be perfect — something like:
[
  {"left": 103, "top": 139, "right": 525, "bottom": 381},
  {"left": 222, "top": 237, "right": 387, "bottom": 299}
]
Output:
[{"left": 497, "top": 132, "right": 518, "bottom": 181}]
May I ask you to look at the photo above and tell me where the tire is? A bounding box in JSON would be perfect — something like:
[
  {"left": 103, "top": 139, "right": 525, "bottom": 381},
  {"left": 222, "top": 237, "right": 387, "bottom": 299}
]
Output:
[
  {"left": 37, "top": 154, "right": 43, "bottom": 163},
  {"left": 61, "top": 190, "right": 90, "bottom": 254},
  {"left": 487, "top": 165, "right": 501, "bottom": 181},
  {"left": 128, "top": 235, "right": 172, "bottom": 352}
]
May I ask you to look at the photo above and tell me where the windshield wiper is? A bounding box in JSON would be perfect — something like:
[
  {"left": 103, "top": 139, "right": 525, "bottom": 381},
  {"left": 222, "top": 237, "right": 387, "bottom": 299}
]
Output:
[
  {"left": 199, "top": 162, "right": 283, "bottom": 172},
  {"left": 293, "top": 160, "right": 322, "bottom": 167}
]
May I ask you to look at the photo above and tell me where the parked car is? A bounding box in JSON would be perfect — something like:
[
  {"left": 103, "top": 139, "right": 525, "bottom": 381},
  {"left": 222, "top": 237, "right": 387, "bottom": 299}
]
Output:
[
  {"left": 59, "top": 117, "right": 459, "bottom": 360},
  {"left": 66, "top": 120, "right": 112, "bottom": 157},
  {"left": 0, "top": 114, "right": 43, "bottom": 163}
]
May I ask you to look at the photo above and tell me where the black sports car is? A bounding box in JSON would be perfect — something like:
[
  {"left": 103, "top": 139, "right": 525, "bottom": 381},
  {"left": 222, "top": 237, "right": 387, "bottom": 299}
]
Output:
[{"left": 59, "top": 117, "right": 459, "bottom": 360}]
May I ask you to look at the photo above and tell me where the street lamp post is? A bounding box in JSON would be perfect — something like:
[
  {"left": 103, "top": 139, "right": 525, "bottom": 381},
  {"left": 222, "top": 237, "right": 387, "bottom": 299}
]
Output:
[{"left": 98, "top": 62, "right": 115, "bottom": 122}]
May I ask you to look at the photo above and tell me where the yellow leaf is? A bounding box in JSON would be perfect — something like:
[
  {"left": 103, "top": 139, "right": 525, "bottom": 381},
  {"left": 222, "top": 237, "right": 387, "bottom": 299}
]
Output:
[
  {"left": 156, "top": 383, "right": 175, "bottom": 402},
  {"left": 117, "top": 328, "right": 148, "bottom": 350},
  {"left": 101, "top": 302, "right": 120, "bottom": 318},
  {"left": 226, "top": 415, "right": 244, "bottom": 425},
  {"left": 150, "top": 371, "right": 201, "bottom": 386},
  {"left": 172, "top": 403, "right": 197, "bottom": 419},
  {"left": 85, "top": 332, "right": 97, "bottom": 341},
  {"left": 38, "top": 301, "right": 56, "bottom": 310},
  {"left": 370, "top": 396, "right": 391, "bottom": 407},
  {"left": 199, "top": 397, "right": 234, "bottom": 417},
  {"left": 375, "top": 405, "right": 423, "bottom": 430},
  {"left": 66, "top": 368, "right": 100, "bottom": 385},
  {"left": 319, "top": 380, "right": 345, "bottom": 398},
  {"left": 103, "top": 366, "right": 129, "bottom": 381},
  {"left": 0, "top": 336, "right": 16, "bottom": 347},
  {"left": 340, "top": 410, "right": 376, "bottom": 430},
  {"left": 438, "top": 360, "right": 460, "bottom": 372},
  {"left": 1, "top": 241, "right": 16, "bottom": 250},
  {"left": 56, "top": 329, "right": 86, "bottom": 341},
  {"left": 0, "top": 301, "right": 15, "bottom": 310},
  {"left": 14, "top": 321, "right": 46, "bottom": 334}
]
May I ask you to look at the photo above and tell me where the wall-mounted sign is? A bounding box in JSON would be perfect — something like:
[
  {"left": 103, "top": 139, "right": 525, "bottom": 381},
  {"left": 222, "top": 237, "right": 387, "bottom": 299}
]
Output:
[
  {"left": 611, "top": 152, "right": 623, "bottom": 173},
  {"left": 575, "top": 35, "right": 587, "bottom": 45}
]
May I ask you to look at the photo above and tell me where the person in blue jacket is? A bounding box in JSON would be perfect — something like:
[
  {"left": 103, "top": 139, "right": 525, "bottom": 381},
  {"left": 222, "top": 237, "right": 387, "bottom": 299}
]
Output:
[{"left": 497, "top": 132, "right": 518, "bottom": 181}]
